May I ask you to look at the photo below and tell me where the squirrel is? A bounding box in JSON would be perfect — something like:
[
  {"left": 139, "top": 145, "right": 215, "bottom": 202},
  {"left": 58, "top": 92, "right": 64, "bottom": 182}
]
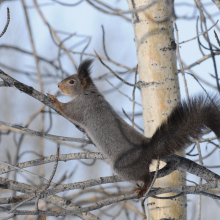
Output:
[{"left": 47, "top": 59, "right": 220, "bottom": 198}]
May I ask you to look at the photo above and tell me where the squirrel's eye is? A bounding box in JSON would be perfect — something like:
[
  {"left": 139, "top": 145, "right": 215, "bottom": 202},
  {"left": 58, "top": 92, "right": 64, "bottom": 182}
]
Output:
[{"left": 69, "top": 80, "right": 75, "bottom": 84}]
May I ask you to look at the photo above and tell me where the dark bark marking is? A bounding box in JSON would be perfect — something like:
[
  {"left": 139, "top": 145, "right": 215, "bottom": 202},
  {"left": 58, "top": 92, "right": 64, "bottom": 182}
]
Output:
[{"left": 14, "top": 82, "right": 33, "bottom": 95}]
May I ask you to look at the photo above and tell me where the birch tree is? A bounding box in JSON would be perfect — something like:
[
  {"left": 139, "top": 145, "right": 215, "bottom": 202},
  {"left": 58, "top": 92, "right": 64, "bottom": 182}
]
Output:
[{"left": 126, "top": 0, "right": 186, "bottom": 219}]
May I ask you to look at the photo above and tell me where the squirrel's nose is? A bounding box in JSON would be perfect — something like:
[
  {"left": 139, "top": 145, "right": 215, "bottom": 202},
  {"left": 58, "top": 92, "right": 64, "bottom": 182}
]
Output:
[{"left": 58, "top": 83, "right": 60, "bottom": 88}]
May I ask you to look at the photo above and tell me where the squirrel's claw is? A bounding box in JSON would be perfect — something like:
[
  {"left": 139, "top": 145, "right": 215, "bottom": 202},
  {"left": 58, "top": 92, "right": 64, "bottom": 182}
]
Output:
[
  {"left": 47, "top": 93, "right": 62, "bottom": 112},
  {"left": 134, "top": 186, "right": 148, "bottom": 199},
  {"left": 47, "top": 93, "right": 57, "bottom": 103}
]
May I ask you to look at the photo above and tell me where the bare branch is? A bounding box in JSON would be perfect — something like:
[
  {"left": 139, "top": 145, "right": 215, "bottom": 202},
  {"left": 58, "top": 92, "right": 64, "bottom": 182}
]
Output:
[
  {"left": 0, "top": 7, "right": 10, "bottom": 38},
  {"left": 0, "top": 68, "right": 91, "bottom": 141},
  {"left": 212, "top": 0, "right": 220, "bottom": 10},
  {"left": 0, "top": 177, "right": 99, "bottom": 220},
  {"left": 214, "top": 30, "right": 220, "bottom": 47},
  {"left": 0, "top": 120, "right": 91, "bottom": 144},
  {"left": 94, "top": 50, "right": 136, "bottom": 87}
]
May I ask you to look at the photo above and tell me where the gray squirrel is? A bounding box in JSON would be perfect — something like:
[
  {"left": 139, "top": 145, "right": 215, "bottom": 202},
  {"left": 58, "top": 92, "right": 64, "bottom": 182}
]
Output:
[{"left": 47, "top": 59, "right": 220, "bottom": 198}]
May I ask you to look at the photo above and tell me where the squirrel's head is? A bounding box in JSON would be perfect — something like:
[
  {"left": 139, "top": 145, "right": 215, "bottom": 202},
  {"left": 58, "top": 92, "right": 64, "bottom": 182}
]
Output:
[{"left": 58, "top": 59, "right": 94, "bottom": 97}]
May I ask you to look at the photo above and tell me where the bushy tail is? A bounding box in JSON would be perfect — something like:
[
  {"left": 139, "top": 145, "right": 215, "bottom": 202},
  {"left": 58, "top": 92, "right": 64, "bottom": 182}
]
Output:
[{"left": 149, "top": 94, "right": 220, "bottom": 159}]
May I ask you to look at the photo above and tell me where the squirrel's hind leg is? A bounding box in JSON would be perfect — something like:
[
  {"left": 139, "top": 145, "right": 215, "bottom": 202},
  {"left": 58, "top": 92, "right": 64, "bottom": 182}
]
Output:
[{"left": 134, "top": 172, "right": 152, "bottom": 199}]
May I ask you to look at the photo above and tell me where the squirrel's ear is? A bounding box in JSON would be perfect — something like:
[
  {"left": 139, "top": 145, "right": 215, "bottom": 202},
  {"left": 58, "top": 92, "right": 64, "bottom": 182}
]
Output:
[{"left": 77, "top": 59, "right": 93, "bottom": 87}]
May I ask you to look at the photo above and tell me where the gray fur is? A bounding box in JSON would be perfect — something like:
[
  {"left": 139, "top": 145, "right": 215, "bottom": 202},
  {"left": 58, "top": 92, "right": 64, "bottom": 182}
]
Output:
[{"left": 57, "top": 59, "right": 220, "bottom": 183}]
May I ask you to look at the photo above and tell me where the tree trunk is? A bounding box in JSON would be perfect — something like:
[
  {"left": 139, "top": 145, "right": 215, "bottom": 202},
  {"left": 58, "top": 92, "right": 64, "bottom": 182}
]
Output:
[{"left": 127, "top": 0, "right": 187, "bottom": 219}]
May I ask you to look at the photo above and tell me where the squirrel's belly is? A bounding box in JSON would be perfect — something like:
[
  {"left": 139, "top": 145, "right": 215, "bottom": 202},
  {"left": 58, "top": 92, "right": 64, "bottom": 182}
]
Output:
[{"left": 84, "top": 127, "right": 128, "bottom": 159}]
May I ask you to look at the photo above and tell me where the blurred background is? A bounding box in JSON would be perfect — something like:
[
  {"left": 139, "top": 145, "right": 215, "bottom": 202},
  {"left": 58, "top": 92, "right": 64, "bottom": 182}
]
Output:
[{"left": 0, "top": 0, "right": 220, "bottom": 219}]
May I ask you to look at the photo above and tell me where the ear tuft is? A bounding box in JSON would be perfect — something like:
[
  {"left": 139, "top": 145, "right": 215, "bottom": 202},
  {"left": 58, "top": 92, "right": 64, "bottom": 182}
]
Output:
[{"left": 77, "top": 59, "right": 94, "bottom": 87}]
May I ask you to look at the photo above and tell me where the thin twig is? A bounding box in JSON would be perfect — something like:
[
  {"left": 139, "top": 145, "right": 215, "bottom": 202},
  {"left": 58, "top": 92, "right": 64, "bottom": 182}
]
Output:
[
  {"left": 70, "top": 50, "right": 133, "bottom": 70},
  {"left": 80, "top": 36, "right": 91, "bottom": 62},
  {"left": 101, "top": 25, "right": 111, "bottom": 60},
  {"left": 132, "top": 65, "right": 138, "bottom": 127},
  {"left": 196, "top": 16, "right": 205, "bottom": 56},
  {"left": 58, "top": 32, "right": 77, "bottom": 78},
  {"left": 35, "top": 145, "right": 60, "bottom": 211},
  {"left": 33, "top": 0, "right": 77, "bottom": 69},
  {"left": 179, "top": 20, "right": 218, "bottom": 44},
  {"left": 21, "top": 0, "right": 46, "bottom": 187},
  {"left": 196, "top": 141, "right": 203, "bottom": 220},
  {"left": 214, "top": 30, "right": 220, "bottom": 47},
  {"left": 87, "top": 0, "right": 163, "bottom": 16},
  {"left": 0, "top": 161, "right": 57, "bottom": 186},
  {"left": 0, "top": 152, "right": 105, "bottom": 176},
  {"left": 179, "top": 50, "right": 220, "bottom": 72},
  {"left": 8, "top": 195, "right": 36, "bottom": 214},
  {"left": 0, "top": 120, "right": 91, "bottom": 144},
  {"left": 122, "top": 109, "right": 144, "bottom": 132},
  {"left": 94, "top": 50, "right": 136, "bottom": 87},
  {"left": 0, "top": 7, "right": 10, "bottom": 38},
  {"left": 141, "top": 198, "right": 147, "bottom": 220},
  {"left": 143, "top": 157, "right": 160, "bottom": 197},
  {"left": 86, "top": 0, "right": 131, "bottom": 22},
  {"left": 196, "top": 0, "right": 220, "bottom": 92},
  {"left": 0, "top": 178, "right": 99, "bottom": 220},
  {"left": 105, "top": 78, "right": 141, "bottom": 106},
  {"left": 174, "top": 21, "right": 190, "bottom": 101}
]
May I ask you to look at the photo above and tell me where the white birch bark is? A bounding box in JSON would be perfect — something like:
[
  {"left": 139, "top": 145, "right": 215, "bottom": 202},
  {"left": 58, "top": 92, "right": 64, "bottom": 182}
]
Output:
[{"left": 126, "top": 0, "right": 187, "bottom": 219}]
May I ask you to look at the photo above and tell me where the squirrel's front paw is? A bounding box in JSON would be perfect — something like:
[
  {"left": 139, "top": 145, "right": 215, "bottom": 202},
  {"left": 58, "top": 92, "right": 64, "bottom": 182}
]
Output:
[
  {"left": 47, "top": 93, "right": 62, "bottom": 112},
  {"left": 47, "top": 93, "right": 58, "bottom": 103}
]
